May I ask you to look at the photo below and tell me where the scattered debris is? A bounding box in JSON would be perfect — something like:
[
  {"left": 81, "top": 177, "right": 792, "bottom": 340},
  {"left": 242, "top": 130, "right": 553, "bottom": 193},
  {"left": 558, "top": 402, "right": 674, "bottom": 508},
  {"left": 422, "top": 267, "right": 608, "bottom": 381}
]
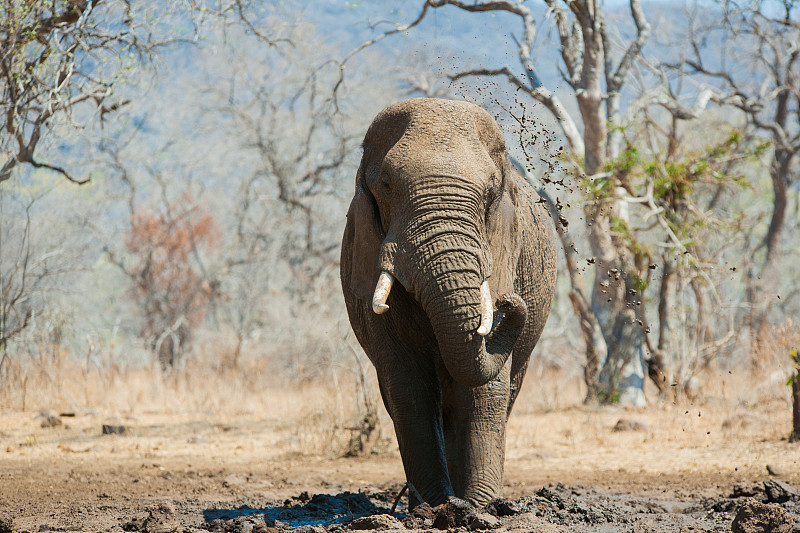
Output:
[{"left": 402, "top": 502, "right": 435, "bottom": 529}]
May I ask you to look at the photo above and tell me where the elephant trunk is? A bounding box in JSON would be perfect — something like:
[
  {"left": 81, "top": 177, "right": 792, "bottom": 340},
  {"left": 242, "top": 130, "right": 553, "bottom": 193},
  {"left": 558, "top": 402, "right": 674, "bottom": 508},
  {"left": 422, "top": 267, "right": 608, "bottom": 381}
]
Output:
[
  {"left": 422, "top": 269, "right": 527, "bottom": 388},
  {"left": 388, "top": 183, "right": 527, "bottom": 387}
]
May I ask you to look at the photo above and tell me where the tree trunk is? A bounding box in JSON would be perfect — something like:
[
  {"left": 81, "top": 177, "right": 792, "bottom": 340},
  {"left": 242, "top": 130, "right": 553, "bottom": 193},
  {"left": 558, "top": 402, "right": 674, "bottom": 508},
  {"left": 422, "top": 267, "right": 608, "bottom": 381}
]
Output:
[
  {"left": 750, "top": 148, "right": 790, "bottom": 367},
  {"left": 791, "top": 371, "right": 800, "bottom": 443},
  {"left": 585, "top": 192, "right": 647, "bottom": 405}
]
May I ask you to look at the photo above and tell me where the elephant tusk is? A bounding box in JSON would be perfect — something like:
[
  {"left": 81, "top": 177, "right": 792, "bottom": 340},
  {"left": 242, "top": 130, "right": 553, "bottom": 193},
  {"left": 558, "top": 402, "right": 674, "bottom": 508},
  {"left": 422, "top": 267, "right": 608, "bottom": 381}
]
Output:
[
  {"left": 372, "top": 271, "right": 394, "bottom": 314},
  {"left": 477, "top": 279, "right": 493, "bottom": 336}
]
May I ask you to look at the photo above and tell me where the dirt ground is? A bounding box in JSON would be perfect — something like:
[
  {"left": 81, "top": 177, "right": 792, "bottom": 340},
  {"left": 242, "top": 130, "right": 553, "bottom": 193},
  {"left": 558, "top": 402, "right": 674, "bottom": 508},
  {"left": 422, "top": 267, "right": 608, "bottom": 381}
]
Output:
[{"left": 1, "top": 389, "right": 799, "bottom": 532}]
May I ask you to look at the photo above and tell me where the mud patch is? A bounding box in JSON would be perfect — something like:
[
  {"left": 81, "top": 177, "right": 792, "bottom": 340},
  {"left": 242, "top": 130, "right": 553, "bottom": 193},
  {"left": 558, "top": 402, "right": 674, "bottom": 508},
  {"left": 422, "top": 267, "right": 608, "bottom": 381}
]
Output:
[{"left": 198, "top": 482, "right": 800, "bottom": 532}]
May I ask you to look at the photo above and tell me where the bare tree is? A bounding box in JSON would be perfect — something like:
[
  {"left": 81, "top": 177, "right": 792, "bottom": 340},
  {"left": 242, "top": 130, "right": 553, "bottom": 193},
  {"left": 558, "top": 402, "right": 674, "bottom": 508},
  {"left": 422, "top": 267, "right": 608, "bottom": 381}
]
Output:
[
  {"left": 201, "top": 21, "right": 390, "bottom": 366},
  {"left": 0, "top": 186, "right": 78, "bottom": 376},
  {"left": 790, "top": 348, "right": 799, "bottom": 441},
  {"left": 678, "top": 0, "right": 800, "bottom": 359},
  {"left": 0, "top": 1, "right": 178, "bottom": 184}
]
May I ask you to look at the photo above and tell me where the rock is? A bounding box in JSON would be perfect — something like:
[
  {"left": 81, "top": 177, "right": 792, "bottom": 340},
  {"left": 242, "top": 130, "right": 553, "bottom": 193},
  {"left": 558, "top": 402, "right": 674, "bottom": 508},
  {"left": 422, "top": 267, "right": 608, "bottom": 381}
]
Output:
[
  {"left": 295, "top": 526, "right": 327, "bottom": 533},
  {"left": 123, "top": 517, "right": 146, "bottom": 531},
  {"left": 0, "top": 517, "right": 12, "bottom": 533},
  {"left": 102, "top": 424, "right": 127, "bottom": 435},
  {"left": 763, "top": 480, "right": 798, "bottom": 503},
  {"left": 40, "top": 410, "right": 62, "bottom": 428},
  {"left": 470, "top": 512, "right": 501, "bottom": 530},
  {"left": 731, "top": 500, "right": 793, "bottom": 533},
  {"left": 349, "top": 514, "right": 405, "bottom": 530},
  {"left": 612, "top": 418, "right": 647, "bottom": 432},
  {"left": 142, "top": 503, "right": 179, "bottom": 533},
  {"left": 766, "top": 464, "right": 785, "bottom": 476},
  {"left": 731, "top": 482, "right": 764, "bottom": 498},
  {"left": 221, "top": 515, "right": 269, "bottom": 533},
  {"left": 433, "top": 497, "right": 477, "bottom": 530},
  {"left": 6, "top": 446, "right": 13, "bottom": 453},
  {"left": 207, "top": 519, "right": 226, "bottom": 532}
]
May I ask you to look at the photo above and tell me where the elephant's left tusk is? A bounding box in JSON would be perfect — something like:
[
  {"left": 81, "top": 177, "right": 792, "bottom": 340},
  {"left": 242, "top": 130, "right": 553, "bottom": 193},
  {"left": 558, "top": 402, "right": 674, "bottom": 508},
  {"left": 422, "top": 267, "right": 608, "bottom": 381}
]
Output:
[
  {"left": 477, "top": 279, "right": 493, "bottom": 336},
  {"left": 372, "top": 271, "right": 394, "bottom": 314}
]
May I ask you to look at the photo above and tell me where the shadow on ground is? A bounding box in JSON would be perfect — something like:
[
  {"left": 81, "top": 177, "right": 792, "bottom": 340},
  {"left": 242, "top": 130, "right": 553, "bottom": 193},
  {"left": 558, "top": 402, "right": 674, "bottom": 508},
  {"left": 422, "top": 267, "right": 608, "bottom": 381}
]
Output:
[{"left": 203, "top": 491, "right": 394, "bottom": 528}]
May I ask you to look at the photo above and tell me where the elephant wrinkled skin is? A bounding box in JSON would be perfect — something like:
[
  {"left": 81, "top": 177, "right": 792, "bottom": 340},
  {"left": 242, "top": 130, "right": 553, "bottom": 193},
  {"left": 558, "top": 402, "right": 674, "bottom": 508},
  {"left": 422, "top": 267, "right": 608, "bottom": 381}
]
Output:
[{"left": 340, "top": 98, "right": 557, "bottom": 508}]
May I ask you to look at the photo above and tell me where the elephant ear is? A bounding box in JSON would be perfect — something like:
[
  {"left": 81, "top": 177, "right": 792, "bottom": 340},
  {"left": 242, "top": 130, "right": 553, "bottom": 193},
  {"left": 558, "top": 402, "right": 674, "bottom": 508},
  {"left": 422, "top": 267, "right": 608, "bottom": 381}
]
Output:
[
  {"left": 342, "top": 172, "right": 384, "bottom": 303},
  {"left": 467, "top": 103, "right": 523, "bottom": 295},
  {"left": 486, "top": 156, "right": 522, "bottom": 297}
]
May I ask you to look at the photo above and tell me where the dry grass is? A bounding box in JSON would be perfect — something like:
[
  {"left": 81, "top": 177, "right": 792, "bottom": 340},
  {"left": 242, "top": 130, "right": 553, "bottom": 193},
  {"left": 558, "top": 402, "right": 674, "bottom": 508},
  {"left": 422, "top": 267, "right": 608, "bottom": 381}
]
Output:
[
  {"left": 0, "top": 346, "right": 385, "bottom": 457},
  {"left": 1, "top": 333, "right": 796, "bottom": 469}
]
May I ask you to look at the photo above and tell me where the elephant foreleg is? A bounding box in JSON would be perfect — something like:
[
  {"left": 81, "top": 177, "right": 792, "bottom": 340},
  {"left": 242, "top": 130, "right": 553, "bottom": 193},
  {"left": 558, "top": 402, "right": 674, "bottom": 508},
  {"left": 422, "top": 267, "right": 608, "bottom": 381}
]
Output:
[
  {"left": 377, "top": 363, "right": 454, "bottom": 507},
  {"left": 442, "top": 360, "right": 511, "bottom": 507}
]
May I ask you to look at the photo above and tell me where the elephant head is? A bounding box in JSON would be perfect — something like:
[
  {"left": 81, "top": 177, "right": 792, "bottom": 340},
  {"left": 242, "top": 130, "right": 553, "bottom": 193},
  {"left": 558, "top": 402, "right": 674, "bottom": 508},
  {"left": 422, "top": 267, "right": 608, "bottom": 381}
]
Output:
[{"left": 343, "top": 98, "right": 528, "bottom": 387}]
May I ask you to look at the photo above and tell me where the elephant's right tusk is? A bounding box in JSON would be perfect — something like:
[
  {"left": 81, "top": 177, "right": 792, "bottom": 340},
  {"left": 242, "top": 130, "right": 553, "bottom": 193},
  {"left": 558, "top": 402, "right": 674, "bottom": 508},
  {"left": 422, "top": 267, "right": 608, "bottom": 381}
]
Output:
[
  {"left": 372, "top": 271, "right": 394, "bottom": 314},
  {"left": 477, "top": 279, "right": 493, "bottom": 336}
]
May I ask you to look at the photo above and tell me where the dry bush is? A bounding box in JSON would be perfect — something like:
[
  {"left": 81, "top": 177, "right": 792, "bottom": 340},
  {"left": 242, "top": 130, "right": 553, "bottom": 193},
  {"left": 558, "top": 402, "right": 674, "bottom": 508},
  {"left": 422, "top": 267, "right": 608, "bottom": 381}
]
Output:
[{"left": 751, "top": 319, "right": 799, "bottom": 394}]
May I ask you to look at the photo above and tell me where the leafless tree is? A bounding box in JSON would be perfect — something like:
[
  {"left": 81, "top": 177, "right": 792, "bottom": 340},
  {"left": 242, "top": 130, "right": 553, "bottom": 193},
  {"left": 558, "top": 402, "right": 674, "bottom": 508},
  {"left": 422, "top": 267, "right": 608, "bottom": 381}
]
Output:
[
  {"left": 676, "top": 0, "right": 800, "bottom": 359},
  {"left": 0, "top": 1, "right": 179, "bottom": 185},
  {"left": 0, "top": 186, "right": 79, "bottom": 376},
  {"left": 199, "top": 21, "right": 395, "bottom": 370}
]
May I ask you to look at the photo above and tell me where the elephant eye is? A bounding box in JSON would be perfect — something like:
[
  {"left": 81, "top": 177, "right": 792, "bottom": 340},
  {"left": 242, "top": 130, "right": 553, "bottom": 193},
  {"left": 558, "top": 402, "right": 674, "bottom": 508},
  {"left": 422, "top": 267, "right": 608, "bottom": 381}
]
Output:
[{"left": 378, "top": 169, "right": 392, "bottom": 192}]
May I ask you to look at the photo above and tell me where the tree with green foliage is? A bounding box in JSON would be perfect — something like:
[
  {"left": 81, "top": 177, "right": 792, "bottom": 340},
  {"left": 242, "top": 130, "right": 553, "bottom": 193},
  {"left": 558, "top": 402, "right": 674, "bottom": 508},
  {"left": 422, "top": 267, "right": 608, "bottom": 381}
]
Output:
[{"left": 392, "top": 0, "right": 656, "bottom": 404}]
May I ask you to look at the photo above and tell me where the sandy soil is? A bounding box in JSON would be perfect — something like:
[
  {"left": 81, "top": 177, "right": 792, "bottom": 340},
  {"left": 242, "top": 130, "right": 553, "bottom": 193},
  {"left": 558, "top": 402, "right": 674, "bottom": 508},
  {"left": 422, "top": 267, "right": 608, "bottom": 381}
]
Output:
[{"left": 1, "top": 396, "right": 798, "bottom": 532}]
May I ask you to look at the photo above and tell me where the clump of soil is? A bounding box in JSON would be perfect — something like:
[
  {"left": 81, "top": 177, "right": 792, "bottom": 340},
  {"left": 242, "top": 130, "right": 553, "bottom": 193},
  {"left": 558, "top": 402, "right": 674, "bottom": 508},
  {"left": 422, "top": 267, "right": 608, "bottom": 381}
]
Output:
[
  {"left": 431, "top": 497, "right": 476, "bottom": 529},
  {"left": 348, "top": 513, "right": 404, "bottom": 530},
  {"left": 731, "top": 500, "right": 794, "bottom": 533},
  {"left": 401, "top": 502, "right": 435, "bottom": 529}
]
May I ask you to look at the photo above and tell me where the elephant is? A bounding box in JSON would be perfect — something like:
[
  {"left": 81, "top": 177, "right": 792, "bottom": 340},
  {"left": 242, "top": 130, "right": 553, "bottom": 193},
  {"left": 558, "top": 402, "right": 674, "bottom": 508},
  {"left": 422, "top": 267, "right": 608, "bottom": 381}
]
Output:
[{"left": 340, "top": 98, "right": 557, "bottom": 508}]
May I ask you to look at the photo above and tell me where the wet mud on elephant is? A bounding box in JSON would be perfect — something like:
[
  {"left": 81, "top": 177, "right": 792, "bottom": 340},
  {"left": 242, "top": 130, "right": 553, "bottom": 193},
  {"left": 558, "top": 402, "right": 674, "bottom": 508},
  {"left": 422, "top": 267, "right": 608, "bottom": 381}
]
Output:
[{"left": 340, "top": 98, "right": 557, "bottom": 508}]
